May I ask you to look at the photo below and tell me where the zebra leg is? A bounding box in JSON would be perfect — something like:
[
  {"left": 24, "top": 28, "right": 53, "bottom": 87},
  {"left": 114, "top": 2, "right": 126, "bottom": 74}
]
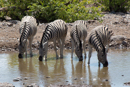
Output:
[
  {"left": 54, "top": 40, "right": 59, "bottom": 59},
  {"left": 60, "top": 38, "right": 65, "bottom": 58},
  {"left": 83, "top": 39, "right": 86, "bottom": 59},
  {"left": 44, "top": 42, "right": 48, "bottom": 61},
  {"left": 29, "top": 37, "right": 33, "bottom": 57},
  {"left": 88, "top": 45, "right": 92, "bottom": 65},
  {"left": 98, "top": 61, "right": 101, "bottom": 67},
  {"left": 71, "top": 38, "right": 74, "bottom": 59}
]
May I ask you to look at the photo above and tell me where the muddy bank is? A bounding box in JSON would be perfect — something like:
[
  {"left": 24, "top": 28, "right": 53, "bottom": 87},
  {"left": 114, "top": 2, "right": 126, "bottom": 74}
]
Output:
[{"left": 0, "top": 12, "right": 130, "bottom": 52}]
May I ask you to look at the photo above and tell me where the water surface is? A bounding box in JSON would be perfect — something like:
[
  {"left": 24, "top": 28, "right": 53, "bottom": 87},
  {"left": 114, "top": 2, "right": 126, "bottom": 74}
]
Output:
[{"left": 0, "top": 49, "right": 130, "bottom": 87}]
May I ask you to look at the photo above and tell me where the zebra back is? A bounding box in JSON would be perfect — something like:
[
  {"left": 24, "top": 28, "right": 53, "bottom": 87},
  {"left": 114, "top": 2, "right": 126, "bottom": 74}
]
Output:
[
  {"left": 20, "top": 16, "right": 37, "bottom": 26},
  {"left": 40, "top": 19, "right": 68, "bottom": 45},
  {"left": 74, "top": 20, "right": 88, "bottom": 28}
]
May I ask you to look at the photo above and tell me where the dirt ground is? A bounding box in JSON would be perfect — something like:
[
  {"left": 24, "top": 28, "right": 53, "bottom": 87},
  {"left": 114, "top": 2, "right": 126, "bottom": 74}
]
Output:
[{"left": 0, "top": 12, "right": 130, "bottom": 53}]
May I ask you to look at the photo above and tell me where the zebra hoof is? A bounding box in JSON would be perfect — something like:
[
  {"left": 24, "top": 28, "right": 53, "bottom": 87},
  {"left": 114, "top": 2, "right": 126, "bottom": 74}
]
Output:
[
  {"left": 79, "top": 58, "right": 83, "bottom": 61},
  {"left": 18, "top": 54, "right": 23, "bottom": 58},
  {"left": 39, "top": 56, "right": 43, "bottom": 61}
]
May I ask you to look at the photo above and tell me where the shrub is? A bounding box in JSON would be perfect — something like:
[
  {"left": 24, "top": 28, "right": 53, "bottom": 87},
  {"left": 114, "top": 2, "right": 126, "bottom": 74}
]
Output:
[
  {"left": 95, "top": 0, "right": 130, "bottom": 12},
  {"left": 0, "top": 0, "right": 103, "bottom": 22}
]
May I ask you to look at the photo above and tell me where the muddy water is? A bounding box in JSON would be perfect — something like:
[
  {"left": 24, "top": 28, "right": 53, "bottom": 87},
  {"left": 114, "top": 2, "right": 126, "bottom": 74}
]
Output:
[{"left": 0, "top": 49, "right": 130, "bottom": 87}]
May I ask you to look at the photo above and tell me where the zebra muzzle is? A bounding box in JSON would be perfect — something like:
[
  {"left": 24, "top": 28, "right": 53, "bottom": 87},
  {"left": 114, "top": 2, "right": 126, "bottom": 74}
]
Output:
[
  {"left": 39, "top": 56, "right": 43, "bottom": 61},
  {"left": 103, "top": 61, "right": 108, "bottom": 67},
  {"left": 18, "top": 54, "right": 23, "bottom": 58},
  {"left": 79, "top": 56, "right": 83, "bottom": 61}
]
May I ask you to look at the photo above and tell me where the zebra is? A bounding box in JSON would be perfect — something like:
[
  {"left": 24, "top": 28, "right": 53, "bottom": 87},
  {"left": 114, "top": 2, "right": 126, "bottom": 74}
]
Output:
[
  {"left": 87, "top": 25, "right": 113, "bottom": 67},
  {"left": 18, "top": 16, "right": 38, "bottom": 58},
  {"left": 39, "top": 19, "right": 68, "bottom": 61},
  {"left": 70, "top": 23, "right": 87, "bottom": 61}
]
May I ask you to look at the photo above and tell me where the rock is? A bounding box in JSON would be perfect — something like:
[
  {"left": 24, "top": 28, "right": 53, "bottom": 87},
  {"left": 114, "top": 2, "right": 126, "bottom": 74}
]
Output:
[
  {"left": 13, "top": 77, "right": 22, "bottom": 81},
  {"left": 74, "top": 78, "right": 77, "bottom": 80},
  {"left": 111, "top": 35, "right": 126, "bottom": 42},
  {"left": 24, "top": 77, "right": 28, "bottom": 80},
  {"left": 105, "top": 79, "right": 108, "bottom": 81},
  {"left": 122, "top": 41, "right": 128, "bottom": 47},
  {"left": 4, "top": 16, "right": 12, "bottom": 20},
  {"left": 124, "top": 82, "right": 130, "bottom": 85},
  {"left": 9, "top": 20, "right": 20, "bottom": 24},
  {"left": 7, "top": 22, "right": 13, "bottom": 27},
  {"left": 27, "top": 83, "right": 39, "bottom": 87},
  {"left": 0, "top": 82, "right": 14, "bottom": 87},
  {"left": 46, "top": 76, "right": 50, "bottom": 78}
]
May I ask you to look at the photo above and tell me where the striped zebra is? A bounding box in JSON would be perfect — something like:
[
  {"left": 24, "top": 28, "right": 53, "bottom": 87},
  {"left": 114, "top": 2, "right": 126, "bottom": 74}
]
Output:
[
  {"left": 87, "top": 25, "right": 113, "bottom": 67},
  {"left": 18, "top": 16, "right": 38, "bottom": 58},
  {"left": 39, "top": 19, "right": 68, "bottom": 61},
  {"left": 70, "top": 23, "right": 87, "bottom": 61},
  {"left": 74, "top": 20, "right": 88, "bottom": 28}
]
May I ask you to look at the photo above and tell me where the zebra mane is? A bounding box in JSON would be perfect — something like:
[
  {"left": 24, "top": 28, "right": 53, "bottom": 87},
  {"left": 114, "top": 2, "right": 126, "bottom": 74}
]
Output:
[
  {"left": 40, "top": 25, "right": 49, "bottom": 48},
  {"left": 75, "top": 25, "right": 82, "bottom": 47},
  {"left": 20, "top": 22, "right": 27, "bottom": 45},
  {"left": 95, "top": 31, "right": 105, "bottom": 53}
]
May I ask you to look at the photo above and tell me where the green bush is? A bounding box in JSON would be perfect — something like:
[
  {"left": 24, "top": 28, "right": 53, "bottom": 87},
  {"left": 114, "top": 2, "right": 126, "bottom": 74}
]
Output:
[
  {"left": 0, "top": 0, "right": 37, "bottom": 20},
  {"left": 0, "top": 0, "right": 103, "bottom": 22},
  {"left": 28, "top": 0, "right": 103, "bottom": 22},
  {"left": 95, "top": 0, "right": 130, "bottom": 12}
]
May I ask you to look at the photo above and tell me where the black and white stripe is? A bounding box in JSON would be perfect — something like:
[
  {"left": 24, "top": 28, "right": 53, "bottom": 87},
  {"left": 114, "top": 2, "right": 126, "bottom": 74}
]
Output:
[
  {"left": 18, "top": 16, "right": 37, "bottom": 58},
  {"left": 74, "top": 20, "right": 88, "bottom": 28},
  {"left": 70, "top": 23, "right": 87, "bottom": 61},
  {"left": 39, "top": 19, "right": 68, "bottom": 61},
  {"left": 88, "top": 25, "right": 113, "bottom": 67}
]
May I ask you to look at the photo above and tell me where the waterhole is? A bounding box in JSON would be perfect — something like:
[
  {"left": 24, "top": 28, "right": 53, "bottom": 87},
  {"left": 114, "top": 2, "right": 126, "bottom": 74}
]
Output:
[{"left": 0, "top": 49, "right": 130, "bottom": 87}]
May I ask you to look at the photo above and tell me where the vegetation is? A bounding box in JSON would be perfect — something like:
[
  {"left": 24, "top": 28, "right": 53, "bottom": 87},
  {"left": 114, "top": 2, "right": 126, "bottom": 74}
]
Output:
[
  {"left": 0, "top": 0, "right": 130, "bottom": 22},
  {"left": 94, "top": 0, "right": 130, "bottom": 12}
]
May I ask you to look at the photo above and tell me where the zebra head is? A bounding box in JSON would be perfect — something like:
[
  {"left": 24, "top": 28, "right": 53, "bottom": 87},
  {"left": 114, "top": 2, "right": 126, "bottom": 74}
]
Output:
[
  {"left": 39, "top": 42, "right": 48, "bottom": 61},
  {"left": 18, "top": 40, "right": 27, "bottom": 58},
  {"left": 97, "top": 47, "right": 108, "bottom": 67},
  {"left": 75, "top": 40, "right": 83, "bottom": 61}
]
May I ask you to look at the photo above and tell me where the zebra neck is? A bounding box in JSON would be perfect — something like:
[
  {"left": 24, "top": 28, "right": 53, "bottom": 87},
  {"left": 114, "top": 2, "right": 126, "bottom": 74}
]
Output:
[
  {"left": 20, "top": 39, "right": 27, "bottom": 47},
  {"left": 89, "top": 34, "right": 104, "bottom": 52},
  {"left": 40, "top": 33, "right": 49, "bottom": 48},
  {"left": 72, "top": 33, "right": 80, "bottom": 46},
  {"left": 41, "top": 29, "right": 52, "bottom": 43},
  {"left": 73, "top": 38, "right": 80, "bottom": 46},
  {"left": 20, "top": 22, "right": 30, "bottom": 41}
]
